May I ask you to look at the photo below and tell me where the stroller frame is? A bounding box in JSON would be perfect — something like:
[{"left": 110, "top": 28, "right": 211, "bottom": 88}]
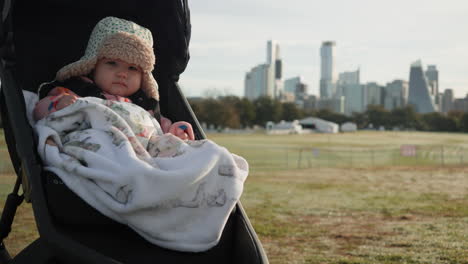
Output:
[{"left": 0, "top": 0, "right": 268, "bottom": 263}]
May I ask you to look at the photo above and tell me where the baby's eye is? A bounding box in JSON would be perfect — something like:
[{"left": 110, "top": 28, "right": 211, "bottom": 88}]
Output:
[
  {"left": 105, "top": 61, "right": 117, "bottom": 66},
  {"left": 129, "top": 66, "right": 140, "bottom": 71}
]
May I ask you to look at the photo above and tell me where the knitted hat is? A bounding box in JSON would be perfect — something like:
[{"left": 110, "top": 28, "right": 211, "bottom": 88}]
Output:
[{"left": 56, "top": 16, "right": 158, "bottom": 100}]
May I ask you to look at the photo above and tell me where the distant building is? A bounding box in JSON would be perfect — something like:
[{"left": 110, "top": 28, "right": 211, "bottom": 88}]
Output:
[
  {"left": 336, "top": 69, "right": 359, "bottom": 97},
  {"left": 244, "top": 64, "right": 269, "bottom": 100},
  {"left": 364, "top": 82, "right": 383, "bottom": 108},
  {"left": 441, "top": 89, "right": 454, "bottom": 113},
  {"left": 408, "top": 60, "right": 437, "bottom": 113},
  {"left": 383, "top": 80, "right": 408, "bottom": 111},
  {"left": 283, "top": 76, "right": 308, "bottom": 107},
  {"left": 278, "top": 91, "right": 295, "bottom": 103},
  {"left": 338, "top": 69, "right": 360, "bottom": 85},
  {"left": 267, "top": 40, "right": 283, "bottom": 98},
  {"left": 303, "top": 95, "right": 318, "bottom": 110},
  {"left": 425, "top": 65, "right": 439, "bottom": 96},
  {"left": 320, "top": 41, "right": 336, "bottom": 99},
  {"left": 317, "top": 96, "right": 344, "bottom": 114},
  {"left": 284, "top": 76, "right": 302, "bottom": 93},
  {"left": 337, "top": 69, "right": 362, "bottom": 115},
  {"left": 343, "top": 84, "right": 364, "bottom": 115},
  {"left": 244, "top": 40, "right": 283, "bottom": 100},
  {"left": 453, "top": 94, "right": 468, "bottom": 112}
]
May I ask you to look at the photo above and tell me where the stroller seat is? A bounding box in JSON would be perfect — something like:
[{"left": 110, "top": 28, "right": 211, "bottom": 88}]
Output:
[{"left": 0, "top": 0, "right": 268, "bottom": 263}]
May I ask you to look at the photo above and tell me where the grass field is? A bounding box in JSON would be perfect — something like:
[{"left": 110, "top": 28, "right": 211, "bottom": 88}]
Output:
[{"left": 1, "top": 131, "right": 468, "bottom": 263}]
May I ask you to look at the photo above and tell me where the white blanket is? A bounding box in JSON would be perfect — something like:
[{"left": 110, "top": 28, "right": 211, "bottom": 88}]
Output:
[{"left": 34, "top": 97, "right": 248, "bottom": 252}]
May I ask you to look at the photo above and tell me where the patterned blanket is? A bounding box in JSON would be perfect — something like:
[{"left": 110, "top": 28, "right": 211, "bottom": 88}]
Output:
[{"left": 35, "top": 97, "right": 248, "bottom": 252}]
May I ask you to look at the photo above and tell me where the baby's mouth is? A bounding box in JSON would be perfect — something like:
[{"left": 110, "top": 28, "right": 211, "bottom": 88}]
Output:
[{"left": 113, "top": 82, "right": 127, "bottom": 88}]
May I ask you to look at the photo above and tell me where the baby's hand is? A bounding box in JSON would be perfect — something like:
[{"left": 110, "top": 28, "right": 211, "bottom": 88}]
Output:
[
  {"left": 160, "top": 116, "right": 173, "bottom": 134},
  {"left": 168, "top": 121, "right": 195, "bottom": 140},
  {"left": 46, "top": 137, "right": 57, "bottom": 146},
  {"left": 55, "top": 94, "right": 78, "bottom": 110}
]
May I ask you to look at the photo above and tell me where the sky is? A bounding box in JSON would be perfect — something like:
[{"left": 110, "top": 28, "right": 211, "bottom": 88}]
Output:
[{"left": 179, "top": 0, "right": 468, "bottom": 98}]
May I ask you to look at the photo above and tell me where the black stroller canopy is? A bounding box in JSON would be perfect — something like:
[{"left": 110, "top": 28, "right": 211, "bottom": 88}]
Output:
[
  {"left": 0, "top": 0, "right": 268, "bottom": 263},
  {"left": 13, "top": 0, "right": 190, "bottom": 93}
]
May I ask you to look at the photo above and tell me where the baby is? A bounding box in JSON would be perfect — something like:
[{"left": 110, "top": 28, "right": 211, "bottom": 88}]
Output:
[{"left": 33, "top": 16, "right": 194, "bottom": 140}]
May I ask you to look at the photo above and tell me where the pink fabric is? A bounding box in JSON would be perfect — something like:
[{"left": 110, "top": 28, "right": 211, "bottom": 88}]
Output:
[
  {"left": 102, "top": 92, "right": 132, "bottom": 102},
  {"left": 34, "top": 82, "right": 196, "bottom": 140}
]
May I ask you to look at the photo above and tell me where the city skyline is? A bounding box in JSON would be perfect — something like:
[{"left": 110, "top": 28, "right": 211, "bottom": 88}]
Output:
[{"left": 179, "top": 0, "right": 468, "bottom": 98}]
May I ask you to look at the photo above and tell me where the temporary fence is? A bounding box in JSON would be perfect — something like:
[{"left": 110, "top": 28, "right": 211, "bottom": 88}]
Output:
[
  {"left": 0, "top": 145, "right": 466, "bottom": 174},
  {"left": 230, "top": 145, "right": 468, "bottom": 171}
]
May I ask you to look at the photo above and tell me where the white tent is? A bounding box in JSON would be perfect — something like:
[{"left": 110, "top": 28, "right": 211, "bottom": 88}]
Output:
[
  {"left": 299, "top": 117, "right": 338, "bottom": 133},
  {"left": 340, "top": 122, "right": 357, "bottom": 132},
  {"left": 266, "top": 120, "right": 302, "bottom": 134}
]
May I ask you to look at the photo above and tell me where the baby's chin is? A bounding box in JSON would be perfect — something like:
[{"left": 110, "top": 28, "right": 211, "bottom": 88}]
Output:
[{"left": 105, "top": 86, "right": 135, "bottom": 97}]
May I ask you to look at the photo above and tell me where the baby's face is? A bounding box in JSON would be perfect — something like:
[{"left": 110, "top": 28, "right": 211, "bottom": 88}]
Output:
[{"left": 94, "top": 58, "right": 142, "bottom": 97}]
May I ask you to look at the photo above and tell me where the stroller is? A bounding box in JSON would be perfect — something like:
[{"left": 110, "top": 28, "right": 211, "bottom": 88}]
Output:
[{"left": 0, "top": 0, "right": 268, "bottom": 263}]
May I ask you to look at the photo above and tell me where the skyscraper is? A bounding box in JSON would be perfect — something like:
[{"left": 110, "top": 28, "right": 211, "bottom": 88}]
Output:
[
  {"left": 408, "top": 60, "right": 437, "bottom": 113},
  {"left": 337, "top": 69, "right": 360, "bottom": 97},
  {"left": 453, "top": 95, "right": 468, "bottom": 112},
  {"left": 384, "top": 80, "right": 408, "bottom": 110},
  {"left": 425, "top": 65, "right": 439, "bottom": 96},
  {"left": 337, "top": 69, "right": 362, "bottom": 115},
  {"left": 320, "top": 41, "right": 336, "bottom": 99},
  {"left": 364, "top": 82, "right": 384, "bottom": 109},
  {"left": 283, "top": 76, "right": 308, "bottom": 107},
  {"left": 244, "top": 40, "right": 283, "bottom": 100},
  {"left": 441, "top": 89, "right": 454, "bottom": 113},
  {"left": 244, "top": 64, "right": 269, "bottom": 100},
  {"left": 267, "top": 40, "right": 283, "bottom": 98},
  {"left": 425, "top": 65, "right": 440, "bottom": 107}
]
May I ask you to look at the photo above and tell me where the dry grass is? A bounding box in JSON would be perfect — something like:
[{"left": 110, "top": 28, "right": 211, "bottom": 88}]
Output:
[
  {"left": 0, "top": 173, "right": 38, "bottom": 256},
  {"left": 242, "top": 167, "right": 468, "bottom": 264},
  {"left": 209, "top": 131, "right": 468, "bottom": 149},
  {"left": 0, "top": 131, "right": 467, "bottom": 263}
]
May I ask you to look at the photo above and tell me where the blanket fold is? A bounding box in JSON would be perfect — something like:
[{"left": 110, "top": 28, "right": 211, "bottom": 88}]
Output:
[{"left": 35, "top": 97, "right": 248, "bottom": 252}]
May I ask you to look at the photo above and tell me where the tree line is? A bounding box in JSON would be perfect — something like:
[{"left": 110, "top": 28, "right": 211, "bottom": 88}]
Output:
[{"left": 189, "top": 96, "right": 468, "bottom": 132}]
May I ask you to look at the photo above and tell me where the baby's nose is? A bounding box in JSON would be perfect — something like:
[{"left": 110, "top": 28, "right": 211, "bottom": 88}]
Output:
[{"left": 117, "top": 69, "right": 128, "bottom": 78}]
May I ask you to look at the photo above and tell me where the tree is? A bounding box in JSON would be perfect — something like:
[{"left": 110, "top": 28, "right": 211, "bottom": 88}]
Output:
[
  {"left": 253, "top": 96, "right": 282, "bottom": 126},
  {"left": 351, "top": 111, "right": 368, "bottom": 129},
  {"left": 421, "top": 112, "right": 457, "bottom": 132},
  {"left": 281, "top": 102, "right": 302, "bottom": 121},
  {"left": 235, "top": 98, "right": 256, "bottom": 128},
  {"left": 390, "top": 105, "right": 424, "bottom": 130},
  {"left": 218, "top": 96, "right": 241, "bottom": 128},
  {"left": 366, "top": 105, "right": 391, "bottom": 129},
  {"left": 314, "top": 109, "right": 350, "bottom": 125},
  {"left": 447, "top": 110, "right": 464, "bottom": 131},
  {"left": 460, "top": 112, "right": 468, "bottom": 132}
]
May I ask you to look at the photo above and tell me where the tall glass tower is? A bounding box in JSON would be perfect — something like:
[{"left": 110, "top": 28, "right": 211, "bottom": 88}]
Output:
[
  {"left": 425, "top": 65, "right": 439, "bottom": 95},
  {"left": 320, "top": 41, "right": 336, "bottom": 99},
  {"left": 267, "top": 40, "right": 282, "bottom": 98},
  {"left": 408, "top": 60, "right": 437, "bottom": 113}
]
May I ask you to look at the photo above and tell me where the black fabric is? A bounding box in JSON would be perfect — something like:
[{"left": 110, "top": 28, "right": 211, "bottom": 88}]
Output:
[
  {"left": 45, "top": 172, "right": 234, "bottom": 263},
  {"left": 59, "top": 213, "right": 234, "bottom": 264},
  {"left": 2, "top": 0, "right": 267, "bottom": 262},
  {"left": 12, "top": 0, "right": 190, "bottom": 93},
  {"left": 38, "top": 78, "right": 101, "bottom": 99},
  {"left": 44, "top": 172, "right": 119, "bottom": 228}
]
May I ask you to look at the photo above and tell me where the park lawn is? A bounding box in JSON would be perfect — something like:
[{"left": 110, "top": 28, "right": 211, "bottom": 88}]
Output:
[
  {"left": 210, "top": 131, "right": 468, "bottom": 170},
  {"left": 0, "top": 131, "right": 467, "bottom": 263},
  {"left": 208, "top": 130, "right": 468, "bottom": 149},
  {"left": 241, "top": 166, "right": 468, "bottom": 264}
]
